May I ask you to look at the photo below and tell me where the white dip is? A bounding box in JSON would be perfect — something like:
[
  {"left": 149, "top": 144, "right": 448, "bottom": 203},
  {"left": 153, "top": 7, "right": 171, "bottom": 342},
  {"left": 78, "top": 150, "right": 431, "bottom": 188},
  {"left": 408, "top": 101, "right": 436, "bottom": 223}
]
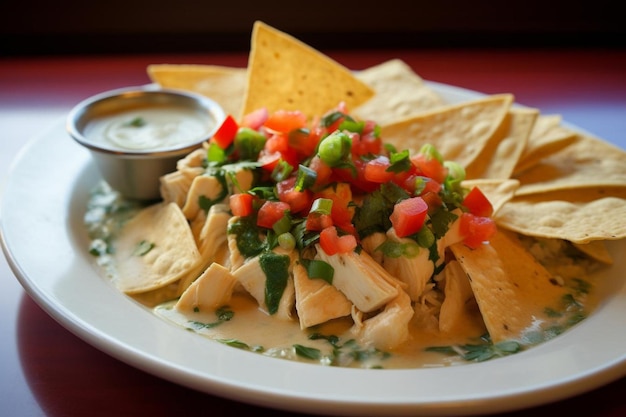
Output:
[{"left": 84, "top": 105, "right": 212, "bottom": 151}]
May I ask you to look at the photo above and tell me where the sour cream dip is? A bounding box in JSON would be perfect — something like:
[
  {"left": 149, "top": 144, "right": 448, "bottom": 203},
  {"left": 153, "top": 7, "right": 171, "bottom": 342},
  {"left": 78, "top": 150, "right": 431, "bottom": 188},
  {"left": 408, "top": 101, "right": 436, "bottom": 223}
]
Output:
[
  {"left": 84, "top": 105, "right": 212, "bottom": 152},
  {"left": 67, "top": 86, "right": 225, "bottom": 200}
]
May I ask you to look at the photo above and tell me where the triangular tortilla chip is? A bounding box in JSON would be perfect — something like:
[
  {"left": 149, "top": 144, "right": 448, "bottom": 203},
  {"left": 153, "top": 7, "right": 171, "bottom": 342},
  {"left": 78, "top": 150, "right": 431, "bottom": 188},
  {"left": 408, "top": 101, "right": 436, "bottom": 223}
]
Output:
[
  {"left": 449, "top": 230, "right": 573, "bottom": 343},
  {"left": 241, "top": 21, "right": 375, "bottom": 119},
  {"left": 465, "top": 107, "right": 538, "bottom": 180},
  {"left": 112, "top": 202, "right": 201, "bottom": 294},
  {"left": 514, "top": 132, "right": 626, "bottom": 196},
  {"left": 495, "top": 187, "right": 626, "bottom": 243},
  {"left": 352, "top": 58, "right": 444, "bottom": 125},
  {"left": 513, "top": 114, "right": 578, "bottom": 175},
  {"left": 380, "top": 94, "right": 514, "bottom": 168},
  {"left": 147, "top": 64, "right": 247, "bottom": 118}
]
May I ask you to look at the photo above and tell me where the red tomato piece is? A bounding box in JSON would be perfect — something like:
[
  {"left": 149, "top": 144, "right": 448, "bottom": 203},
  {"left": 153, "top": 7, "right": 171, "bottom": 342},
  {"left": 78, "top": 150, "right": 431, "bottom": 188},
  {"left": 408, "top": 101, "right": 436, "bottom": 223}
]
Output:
[
  {"left": 363, "top": 155, "right": 395, "bottom": 183},
  {"left": 264, "top": 109, "right": 307, "bottom": 134},
  {"left": 459, "top": 212, "right": 497, "bottom": 249},
  {"left": 288, "top": 128, "right": 318, "bottom": 159},
  {"left": 240, "top": 107, "right": 268, "bottom": 130},
  {"left": 410, "top": 153, "right": 448, "bottom": 184},
  {"left": 212, "top": 115, "right": 239, "bottom": 149},
  {"left": 308, "top": 155, "right": 333, "bottom": 188},
  {"left": 276, "top": 176, "right": 312, "bottom": 213},
  {"left": 305, "top": 213, "right": 333, "bottom": 231},
  {"left": 257, "top": 201, "right": 290, "bottom": 229},
  {"left": 462, "top": 186, "right": 494, "bottom": 217},
  {"left": 390, "top": 197, "right": 428, "bottom": 238},
  {"left": 229, "top": 193, "right": 255, "bottom": 217},
  {"left": 264, "top": 133, "right": 289, "bottom": 154},
  {"left": 319, "top": 226, "right": 357, "bottom": 256}
]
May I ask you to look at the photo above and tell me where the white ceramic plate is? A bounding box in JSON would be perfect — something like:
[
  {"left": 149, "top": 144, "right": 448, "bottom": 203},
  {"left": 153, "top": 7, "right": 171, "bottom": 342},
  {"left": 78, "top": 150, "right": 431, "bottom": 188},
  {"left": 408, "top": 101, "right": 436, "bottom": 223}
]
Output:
[{"left": 2, "top": 82, "right": 626, "bottom": 416}]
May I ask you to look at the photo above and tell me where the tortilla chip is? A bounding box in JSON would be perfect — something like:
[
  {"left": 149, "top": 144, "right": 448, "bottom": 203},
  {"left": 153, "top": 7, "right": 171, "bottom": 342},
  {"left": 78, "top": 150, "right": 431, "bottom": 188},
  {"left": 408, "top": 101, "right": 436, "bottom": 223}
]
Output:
[
  {"left": 352, "top": 59, "right": 444, "bottom": 125},
  {"left": 449, "top": 230, "right": 572, "bottom": 343},
  {"left": 112, "top": 202, "right": 201, "bottom": 294},
  {"left": 147, "top": 64, "right": 247, "bottom": 118},
  {"left": 495, "top": 187, "right": 626, "bottom": 243},
  {"left": 461, "top": 179, "right": 520, "bottom": 216},
  {"left": 380, "top": 94, "right": 514, "bottom": 168},
  {"left": 514, "top": 132, "right": 626, "bottom": 196},
  {"left": 464, "top": 107, "right": 538, "bottom": 180},
  {"left": 241, "top": 21, "right": 375, "bottom": 119},
  {"left": 513, "top": 114, "right": 578, "bottom": 175}
]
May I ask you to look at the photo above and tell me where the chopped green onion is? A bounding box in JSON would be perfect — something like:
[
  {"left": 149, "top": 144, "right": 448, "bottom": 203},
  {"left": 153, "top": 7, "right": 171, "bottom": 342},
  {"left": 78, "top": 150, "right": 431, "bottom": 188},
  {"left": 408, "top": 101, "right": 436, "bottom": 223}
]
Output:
[
  {"left": 294, "top": 165, "right": 317, "bottom": 191},
  {"left": 277, "top": 232, "right": 296, "bottom": 251},
  {"left": 272, "top": 212, "right": 292, "bottom": 235},
  {"left": 317, "top": 131, "right": 352, "bottom": 167},
  {"left": 444, "top": 160, "right": 466, "bottom": 190},
  {"left": 419, "top": 143, "right": 444, "bottom": 163},
  {"left": 271, "top": 159, "right": 293, "bottom": 182},
  {"left": 234, "top": 127, "right": 266, "bottom": 160},
  {"left": 310, "top": 197, "right": 333, "bottom": 215}
]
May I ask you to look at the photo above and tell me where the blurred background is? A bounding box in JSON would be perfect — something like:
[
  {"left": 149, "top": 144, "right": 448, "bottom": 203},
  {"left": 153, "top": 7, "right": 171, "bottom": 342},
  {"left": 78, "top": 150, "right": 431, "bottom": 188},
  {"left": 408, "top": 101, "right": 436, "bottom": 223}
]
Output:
[{"left": 2, "top": 0, "right": 623, "bottom": 56}]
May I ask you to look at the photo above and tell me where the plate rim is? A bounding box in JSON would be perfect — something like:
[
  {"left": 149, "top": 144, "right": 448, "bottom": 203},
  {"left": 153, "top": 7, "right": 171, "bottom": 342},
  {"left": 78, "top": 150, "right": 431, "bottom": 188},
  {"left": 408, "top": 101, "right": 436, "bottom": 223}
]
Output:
[{"left": 2, "top": 81, "right": 626, "bottom": 416}]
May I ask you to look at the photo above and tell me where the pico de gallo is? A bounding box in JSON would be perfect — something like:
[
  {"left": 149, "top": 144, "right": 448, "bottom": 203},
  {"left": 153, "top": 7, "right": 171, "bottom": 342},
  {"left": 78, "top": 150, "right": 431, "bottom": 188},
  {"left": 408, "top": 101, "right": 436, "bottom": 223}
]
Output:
[{"left": 206, "top": 102, "right": 496, "bottom": 274}]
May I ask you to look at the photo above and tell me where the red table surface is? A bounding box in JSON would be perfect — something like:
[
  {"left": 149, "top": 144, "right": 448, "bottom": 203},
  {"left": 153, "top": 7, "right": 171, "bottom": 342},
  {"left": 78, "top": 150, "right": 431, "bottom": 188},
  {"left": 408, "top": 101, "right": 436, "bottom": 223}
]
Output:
[{"left": 1, "top": 49, "right": 626, "bottom": 417}]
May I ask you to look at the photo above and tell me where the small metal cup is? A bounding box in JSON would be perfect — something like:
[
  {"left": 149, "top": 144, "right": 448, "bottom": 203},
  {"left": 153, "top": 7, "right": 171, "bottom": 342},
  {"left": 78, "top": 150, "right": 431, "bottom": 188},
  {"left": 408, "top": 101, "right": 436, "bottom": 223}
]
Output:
[{"left": 67, "top": 85, "right": 225, "bottom": 201}]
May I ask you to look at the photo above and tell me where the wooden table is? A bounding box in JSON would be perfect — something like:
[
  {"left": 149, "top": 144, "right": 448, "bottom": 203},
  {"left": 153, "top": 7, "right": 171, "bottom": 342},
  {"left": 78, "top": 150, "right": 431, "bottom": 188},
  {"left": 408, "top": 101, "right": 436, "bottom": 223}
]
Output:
[{"left": 1, "top": 49, "right": 626, "bottom": 416}]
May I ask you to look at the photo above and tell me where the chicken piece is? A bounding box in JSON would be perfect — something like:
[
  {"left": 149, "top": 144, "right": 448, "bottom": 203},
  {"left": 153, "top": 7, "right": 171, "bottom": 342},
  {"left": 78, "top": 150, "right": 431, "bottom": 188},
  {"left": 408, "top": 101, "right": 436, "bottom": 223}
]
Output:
[
  {"left": 227, "top": 216, "right": 246, "bottom": 272},
  {"left": 360, "top": 232, "right": 386, "bottom": 264},
  {"left": 176, "top": 147, "right": 206, "bottom": 171},
  {"left": 293, "top": 263, "right": 352, "bottom": 329},
  {"left": 315, "top": 245, "right": 399, "bottom": 313},
  {"left": 383, "top": 212, "right": 465, "bottom": 301},
  {"left": 182, "top": 175, "right": 224, "bottom": 220},
  {"left": 231, "top": 249, "right": 296, "bottom": 321},
  {"left": 438, "top": 260, "right": 477, "bottom": 334},
  {"left": 175, "top": 263, "right": 238, "bottom": 313},
  {"left": 351, "top": 286, "right": 414, "bottom": 350},
  {"left": 160, "top": 170, "right": 198, "bottom": 207},
  {"left": 198, "top": 204, "right": 231, "bottom": 267},
  {"left": 383, "top": 228, "right": 434, "bottom": 301}
]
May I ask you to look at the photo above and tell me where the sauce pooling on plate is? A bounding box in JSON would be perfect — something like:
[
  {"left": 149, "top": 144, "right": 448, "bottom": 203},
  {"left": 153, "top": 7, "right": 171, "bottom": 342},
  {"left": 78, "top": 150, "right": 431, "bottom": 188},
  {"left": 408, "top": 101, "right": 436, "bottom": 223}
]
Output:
[{"left": 83, "top": 105, "right": 214, "bottom": 151}]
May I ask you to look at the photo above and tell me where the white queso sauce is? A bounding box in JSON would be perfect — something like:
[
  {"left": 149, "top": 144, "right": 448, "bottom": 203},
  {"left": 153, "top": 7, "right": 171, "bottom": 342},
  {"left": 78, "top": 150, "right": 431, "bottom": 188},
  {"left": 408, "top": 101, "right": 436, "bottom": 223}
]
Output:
[{"left": 84, "top": 105, "right": 213, "bottom": 151}]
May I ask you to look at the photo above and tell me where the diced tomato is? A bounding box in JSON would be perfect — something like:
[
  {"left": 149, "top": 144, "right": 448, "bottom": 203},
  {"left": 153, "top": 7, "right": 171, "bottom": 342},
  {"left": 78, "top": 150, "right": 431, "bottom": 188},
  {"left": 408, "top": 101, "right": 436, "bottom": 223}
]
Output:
[
  {"left": 241, "top": 107, "right": 268, "bottom": 130},
  {"left": 459, "top": 212, "right": 497, "bottom": 249},
  {"left": 289, "top": 128, "right": 319, "bottom": 159},
  {"left": 264, "top": 133, "right": 289, "bottom": 154},
  {"left": 410, "top": 153, "right": 448, "bottom": 183},
  {"left": 257, "top": 147, "right": 298, "bottom": 173},
  {"left": 319, "top": 226, "right": 357, "bottom": 256},
  {"left": 421, "top": 191, "right": 443, "bottom": 214},
  {"left": 308, "top": 155, "right": 332, "bottom": 188},
  {"left": 462, "top": 186, "right": 493, "bottom": 217},
  {"left": 257, "top": 201, "right": 291, "bottom": 229},
  {"left": 364, "top": 155, "right": 395, "bottom": 183},
  {"left": 305, "top": 212, "right": 333, "bottom": 231},
  {"left": 390, "top": 197, "right": 428, "bottom": 238},
  {"left": 332, "top": 158, "right": 378, "bottom": 193},
  {"left": 212, "top": 115, "right": 239, "bottom": 149},
  {"left": 351, "top": 121, "right": 381, "bottom": 156},
  {"left": 314, "top": 183, "right": 355, "bottom": 233},
  {"left": 404, "top": 174, "right": 442, "bottom": 196},
  {"left": 264, "top": 109, "right": 307, "bottom": 134},
  {"left": 276, "top": 176, "right": 312, "bottom": 213},
  {"left": 229, "top": 193, "right": 255, "bottom": 217}
]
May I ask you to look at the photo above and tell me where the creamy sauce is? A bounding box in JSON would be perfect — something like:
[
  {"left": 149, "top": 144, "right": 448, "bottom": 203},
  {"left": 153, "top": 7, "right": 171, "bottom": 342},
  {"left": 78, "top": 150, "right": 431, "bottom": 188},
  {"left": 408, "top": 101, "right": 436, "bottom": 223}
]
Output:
[
  {"left": 154, "top": 292, "right": 486, "bottom": 369},
  {"left": 84, "top": 105, "right": 213, "bottom": 151},
  {"left": 85, "top": 184, "right": 605, "bottom": 369}
]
